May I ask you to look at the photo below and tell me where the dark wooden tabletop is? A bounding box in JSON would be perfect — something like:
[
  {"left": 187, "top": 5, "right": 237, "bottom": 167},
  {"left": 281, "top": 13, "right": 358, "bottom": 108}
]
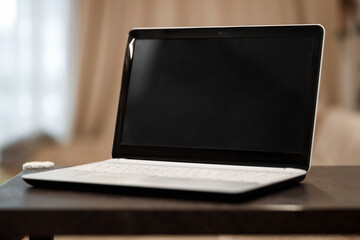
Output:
[{"left": 0, "top": 166, "right": 359, "bottom": 238}]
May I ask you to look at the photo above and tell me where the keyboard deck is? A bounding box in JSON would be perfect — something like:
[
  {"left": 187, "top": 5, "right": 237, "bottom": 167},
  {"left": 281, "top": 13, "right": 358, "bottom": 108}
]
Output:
[{"left": 69, "top": 159, "right": 301, "bottom": 184}]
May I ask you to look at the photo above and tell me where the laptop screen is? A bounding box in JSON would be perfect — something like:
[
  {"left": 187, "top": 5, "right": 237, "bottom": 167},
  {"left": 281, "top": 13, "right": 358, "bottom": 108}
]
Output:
[
  {"left": 113, "top": 26, "right": 324, "bottom": 169},
  {"left": 121, "top": 37, "right": 314, "bottom": 153}
]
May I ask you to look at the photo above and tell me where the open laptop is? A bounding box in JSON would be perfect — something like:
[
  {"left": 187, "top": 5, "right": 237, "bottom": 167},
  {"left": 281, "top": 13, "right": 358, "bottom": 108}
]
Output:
[{"left": 23, "top": 25, "right": 324, "bottom": 198}]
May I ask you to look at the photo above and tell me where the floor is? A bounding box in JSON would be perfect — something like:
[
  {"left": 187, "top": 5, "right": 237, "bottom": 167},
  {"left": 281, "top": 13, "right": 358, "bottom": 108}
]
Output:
[
  {"left": 20, "top": 235, "right": 360, "bottom": 240},
  {"left": 0, "top": 167, "right": 14, "bottom": 186}
]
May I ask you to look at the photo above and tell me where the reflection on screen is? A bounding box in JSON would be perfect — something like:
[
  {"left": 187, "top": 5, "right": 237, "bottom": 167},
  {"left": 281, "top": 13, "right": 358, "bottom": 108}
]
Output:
[{"left": 121, "top": 38, "right": 314, "bottom": 153}]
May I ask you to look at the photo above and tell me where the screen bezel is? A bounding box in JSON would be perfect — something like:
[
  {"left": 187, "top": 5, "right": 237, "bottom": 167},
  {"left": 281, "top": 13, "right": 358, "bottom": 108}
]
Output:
[{"left": 112, "top": 25, "right": 324, "bottom": 170}]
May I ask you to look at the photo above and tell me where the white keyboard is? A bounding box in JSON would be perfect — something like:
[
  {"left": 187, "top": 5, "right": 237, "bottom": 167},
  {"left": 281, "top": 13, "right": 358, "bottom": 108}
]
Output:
[{"left": 69, "top": 159, "right": 301, "bottom": 184}]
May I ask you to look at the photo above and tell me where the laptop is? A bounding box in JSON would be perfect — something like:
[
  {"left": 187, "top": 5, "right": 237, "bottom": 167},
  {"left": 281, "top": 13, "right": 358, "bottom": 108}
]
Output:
[{"left": 23, "top": 25, "right": 324, "bottom": 198}]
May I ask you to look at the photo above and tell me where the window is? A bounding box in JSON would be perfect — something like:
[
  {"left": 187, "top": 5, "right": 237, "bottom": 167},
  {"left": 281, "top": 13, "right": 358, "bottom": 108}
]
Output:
[{"left": 0, "top": 0, "right": 76, "bottom": 150}]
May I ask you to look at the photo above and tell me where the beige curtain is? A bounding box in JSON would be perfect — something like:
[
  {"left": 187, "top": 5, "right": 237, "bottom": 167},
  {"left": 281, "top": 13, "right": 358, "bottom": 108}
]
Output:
[
  {"left": 337, "top": 0, "right": 360, "bottom": 109},
  {"left": 32, "top": 0, "right": 344, "bottom": 165}
]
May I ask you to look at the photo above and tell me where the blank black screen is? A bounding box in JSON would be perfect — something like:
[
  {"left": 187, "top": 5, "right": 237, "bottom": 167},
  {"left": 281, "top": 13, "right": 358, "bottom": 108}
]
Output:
[{"left": 121, "top": 37, "right": 314, "bottom": 153}]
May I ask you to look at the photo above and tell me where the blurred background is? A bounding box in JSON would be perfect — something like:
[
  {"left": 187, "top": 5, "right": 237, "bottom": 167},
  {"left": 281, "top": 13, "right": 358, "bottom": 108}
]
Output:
[{"left": 1, "top": 0, "right": 360, "bottom": 182}]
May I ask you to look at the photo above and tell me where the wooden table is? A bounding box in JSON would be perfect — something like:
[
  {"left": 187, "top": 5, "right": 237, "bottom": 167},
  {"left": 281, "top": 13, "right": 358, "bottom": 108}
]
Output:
[{"left": 0, "top": 166, "right": 359, "bottom": 240}]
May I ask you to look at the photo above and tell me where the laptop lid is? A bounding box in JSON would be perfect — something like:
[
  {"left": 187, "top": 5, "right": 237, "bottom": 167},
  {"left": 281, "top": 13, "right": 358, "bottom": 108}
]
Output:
[{"left": 112, "top": 25, "right": 324, "bottom": 170}]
